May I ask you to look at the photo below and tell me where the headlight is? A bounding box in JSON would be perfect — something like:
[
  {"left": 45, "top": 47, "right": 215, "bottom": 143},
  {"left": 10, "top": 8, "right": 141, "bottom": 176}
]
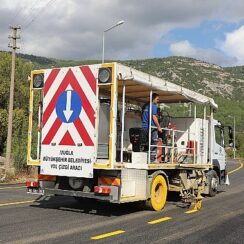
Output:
[
  {"left": 33, "top": 73, "right": 44, "bottom": 89},
  {"left": 98, "top": 67, "right": 112, "bottom": 84}
]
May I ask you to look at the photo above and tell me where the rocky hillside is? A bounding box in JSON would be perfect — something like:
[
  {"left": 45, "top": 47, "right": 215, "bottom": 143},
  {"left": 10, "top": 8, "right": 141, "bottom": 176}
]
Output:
[
  {"left": 124, "top": 57, "right": 244, "bottom": 102},
  {"left": 16, "top": 52, "right": 244, "bottom": 101}
]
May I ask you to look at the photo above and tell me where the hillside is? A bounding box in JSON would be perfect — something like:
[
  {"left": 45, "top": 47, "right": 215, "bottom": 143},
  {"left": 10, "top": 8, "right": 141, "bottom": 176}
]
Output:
[
  {"left": 0, "top": 51, "right": 243, "bottom": 168},
  {"left": 17, "top": 52, "right": 244, "bottom": 101},
  {"left": 123, "top": 57, "right": 244, "bottom": 136},
  {"left": 124, "top": 57, "right": 244, "bottom": 102},
  {"left": 16, "top": 52, "right": 244, "bottom": 131}
]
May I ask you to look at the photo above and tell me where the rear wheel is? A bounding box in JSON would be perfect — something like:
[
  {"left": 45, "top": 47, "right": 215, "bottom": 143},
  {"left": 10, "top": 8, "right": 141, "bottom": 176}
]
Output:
[
  {"left": 208, "top": 170, "right": 219, "bottom": 197},
  {"left": 146, "top": 175, "right": 168, "bottom": 211}
]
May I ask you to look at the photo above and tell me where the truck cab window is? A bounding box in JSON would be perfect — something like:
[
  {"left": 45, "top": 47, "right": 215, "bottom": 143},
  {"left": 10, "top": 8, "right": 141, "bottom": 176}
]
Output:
[{"left": 215, "top": 125, "right": 224, "bottom": 147}]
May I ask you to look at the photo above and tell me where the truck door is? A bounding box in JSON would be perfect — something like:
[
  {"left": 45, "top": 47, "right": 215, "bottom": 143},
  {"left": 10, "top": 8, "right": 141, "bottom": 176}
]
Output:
[{"left": 213, "top": 125, "right": 226, "bottom": 171}]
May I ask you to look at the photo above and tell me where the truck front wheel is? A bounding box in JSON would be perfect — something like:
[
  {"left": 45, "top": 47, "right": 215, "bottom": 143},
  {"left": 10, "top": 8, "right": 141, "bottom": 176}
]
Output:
[
  {"left": 146, "top": 175, "right": 167, "bottom": 211},
  {"left": 208, "top": 170, "right": 219, "bottom": 197}
]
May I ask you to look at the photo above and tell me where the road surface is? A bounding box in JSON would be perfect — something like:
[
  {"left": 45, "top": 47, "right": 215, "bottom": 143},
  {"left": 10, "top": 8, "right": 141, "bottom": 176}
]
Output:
[{"left": 0, "top": 160, "right": 243, "bottom": 244}]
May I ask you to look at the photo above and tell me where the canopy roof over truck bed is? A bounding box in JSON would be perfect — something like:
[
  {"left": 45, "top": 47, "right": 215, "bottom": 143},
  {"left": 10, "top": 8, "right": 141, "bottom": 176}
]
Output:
[{"left": 115, "top": 63, "right": 218, "bottom": 110}]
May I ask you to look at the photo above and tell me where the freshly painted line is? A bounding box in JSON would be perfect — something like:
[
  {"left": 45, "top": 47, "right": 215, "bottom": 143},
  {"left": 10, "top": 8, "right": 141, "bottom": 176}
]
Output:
[
  {"left": 91, "top": 230, "right": 125, "bottom": 240},
  {"left": 0, "top": 200, "right": 35, "bottom": 207},
  {"left": 0, "top": 186, "right": 26, "bottom": 190},
  {"left": 148, "top": 216, "right": 172, "bottom": 224},
  {"left": 185, "top": 209, "right": 198, "bottom": 214},
  {"left": 228, "top": 162, "right": 243, "bottom": 175}
]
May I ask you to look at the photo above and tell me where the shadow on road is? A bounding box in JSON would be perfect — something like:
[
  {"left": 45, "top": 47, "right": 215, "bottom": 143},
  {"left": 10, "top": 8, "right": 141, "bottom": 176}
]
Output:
[
  {"left": 30, "top": 195, "right": 147, "bottom": 217},
  {"left": 29, "top": 192, "right": 183, "bottom": 217}
]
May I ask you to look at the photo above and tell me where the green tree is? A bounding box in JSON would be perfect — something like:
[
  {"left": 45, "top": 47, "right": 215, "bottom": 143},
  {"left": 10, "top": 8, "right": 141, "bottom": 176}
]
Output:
[{"left": 0, "top": 52, "right": 33, "bottom": 169}]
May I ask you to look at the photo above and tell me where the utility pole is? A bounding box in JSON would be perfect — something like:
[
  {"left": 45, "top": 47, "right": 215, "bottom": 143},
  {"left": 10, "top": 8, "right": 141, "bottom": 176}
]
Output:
[{"left": 5, "top": 26, "right": 21, "bottom": 175}]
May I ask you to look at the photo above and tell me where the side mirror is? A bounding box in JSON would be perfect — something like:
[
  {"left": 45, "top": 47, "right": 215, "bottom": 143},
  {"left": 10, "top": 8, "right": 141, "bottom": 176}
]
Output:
[{"left": 228, "top": 126, "right": 233, "bottom": 146}]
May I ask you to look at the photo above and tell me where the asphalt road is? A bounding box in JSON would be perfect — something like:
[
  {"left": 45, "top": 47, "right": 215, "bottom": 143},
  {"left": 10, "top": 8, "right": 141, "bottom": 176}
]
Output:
[{"left": 0, "top": 160, "right": 243, "bottom": 244}]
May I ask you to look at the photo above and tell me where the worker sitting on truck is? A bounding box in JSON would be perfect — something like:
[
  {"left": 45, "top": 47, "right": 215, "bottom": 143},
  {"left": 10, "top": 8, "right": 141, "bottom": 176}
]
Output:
[{"left": 141, "top": 93, "right": 162, "bottom": 162}]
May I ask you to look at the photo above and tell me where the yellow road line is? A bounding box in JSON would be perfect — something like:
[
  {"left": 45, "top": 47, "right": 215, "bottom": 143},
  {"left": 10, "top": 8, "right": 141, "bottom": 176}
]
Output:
[
  {"left": 0, "top": 200, "right": 35, "bottom": 207},
  {"left": 185, "top": 209, "right": 198, "bottom": 214},
  {"left": 228, "top": 162, "right": 243, "bottom": 175},
  {"left": 91, "top": 230, "right": 125, "bottom": 240},
  {"left": 148, "top": 216, "right": 172, "bottom": 224},
  {"left": 0, "top": 186, "right": 26, "bottom": 190}
]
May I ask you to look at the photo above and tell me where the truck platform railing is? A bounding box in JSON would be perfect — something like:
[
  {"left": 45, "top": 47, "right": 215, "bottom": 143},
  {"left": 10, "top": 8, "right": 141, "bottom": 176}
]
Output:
[{"left": 147, "top": 126, "right": 197, "bottom": 164}]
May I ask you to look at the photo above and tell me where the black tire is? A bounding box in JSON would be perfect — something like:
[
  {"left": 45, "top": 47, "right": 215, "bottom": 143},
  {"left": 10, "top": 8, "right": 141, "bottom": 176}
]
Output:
[{"left": 208, "top": 170, "right": 219, "bottom": 197}]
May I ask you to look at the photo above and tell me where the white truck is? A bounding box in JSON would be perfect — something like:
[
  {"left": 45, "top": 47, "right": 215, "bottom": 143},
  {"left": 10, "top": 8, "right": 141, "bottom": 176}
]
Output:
[{"left": 26, "top": 62, "right": 231, "bottom": 211}]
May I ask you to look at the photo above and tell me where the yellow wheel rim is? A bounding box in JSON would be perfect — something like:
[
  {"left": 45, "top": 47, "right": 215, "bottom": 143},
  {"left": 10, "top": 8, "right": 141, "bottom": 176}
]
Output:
[{"left": 150, "top": 175, "right": 167, "bottom": 211}]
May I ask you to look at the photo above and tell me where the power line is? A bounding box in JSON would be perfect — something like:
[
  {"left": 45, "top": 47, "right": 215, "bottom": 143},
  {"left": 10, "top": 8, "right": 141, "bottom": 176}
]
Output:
[
  {"left": 10, "top": 0, "right": 40, "bottom": 26},
  {"left": 21, "top": 0, "right": 44, "bottom": 27},
  {"left": 8, "top": 0, "right": 56, "bottom": 57},
  {"left": 23, "top": 0, "right": 56, "bottom": 30},
  {"left": 10, "top": 6, "right": 24, "bottom": 25},
  {"left": 19, "top": 28, "right": 26, "bottom": 54}
]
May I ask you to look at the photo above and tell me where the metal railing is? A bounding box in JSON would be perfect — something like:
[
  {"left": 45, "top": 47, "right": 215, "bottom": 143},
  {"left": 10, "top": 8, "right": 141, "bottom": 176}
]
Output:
[{"left": 148, "top": 126, "right": 197, "bottom": 164}]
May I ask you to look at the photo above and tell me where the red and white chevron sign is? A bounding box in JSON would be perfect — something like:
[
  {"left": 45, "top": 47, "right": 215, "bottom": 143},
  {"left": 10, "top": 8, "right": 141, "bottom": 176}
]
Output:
[{"left": 40, "top": 65, "right": 99, "bottom": 178}]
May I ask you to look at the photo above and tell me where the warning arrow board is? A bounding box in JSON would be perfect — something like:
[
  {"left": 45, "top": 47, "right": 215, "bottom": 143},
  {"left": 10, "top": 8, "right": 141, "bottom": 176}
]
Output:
[{"left": 40, "top": 65, "right": 99, "bottom": 178}]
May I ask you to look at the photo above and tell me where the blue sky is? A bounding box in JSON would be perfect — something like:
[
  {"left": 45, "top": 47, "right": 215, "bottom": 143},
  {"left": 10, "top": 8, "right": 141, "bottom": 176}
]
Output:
[
  {"left": 153, "top": 20, "right": 244, "bottom": 66},
  {"left": 1, "top": 0, "right": 244, "bottom": 66}
]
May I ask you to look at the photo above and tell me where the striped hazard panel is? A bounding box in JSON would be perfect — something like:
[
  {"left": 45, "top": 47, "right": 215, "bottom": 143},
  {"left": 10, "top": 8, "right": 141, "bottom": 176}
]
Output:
[
  {"left": 98, "top": 177, "right": 121, "bottom": 186},
  {"left": 41, "top": 66, "right": 97, "bottom": 146}
]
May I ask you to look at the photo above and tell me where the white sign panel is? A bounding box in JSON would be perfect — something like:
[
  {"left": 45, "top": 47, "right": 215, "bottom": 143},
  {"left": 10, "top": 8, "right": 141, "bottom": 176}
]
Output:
[{"left": 40, "top": 66, "right": 98, "bottom": 178}]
